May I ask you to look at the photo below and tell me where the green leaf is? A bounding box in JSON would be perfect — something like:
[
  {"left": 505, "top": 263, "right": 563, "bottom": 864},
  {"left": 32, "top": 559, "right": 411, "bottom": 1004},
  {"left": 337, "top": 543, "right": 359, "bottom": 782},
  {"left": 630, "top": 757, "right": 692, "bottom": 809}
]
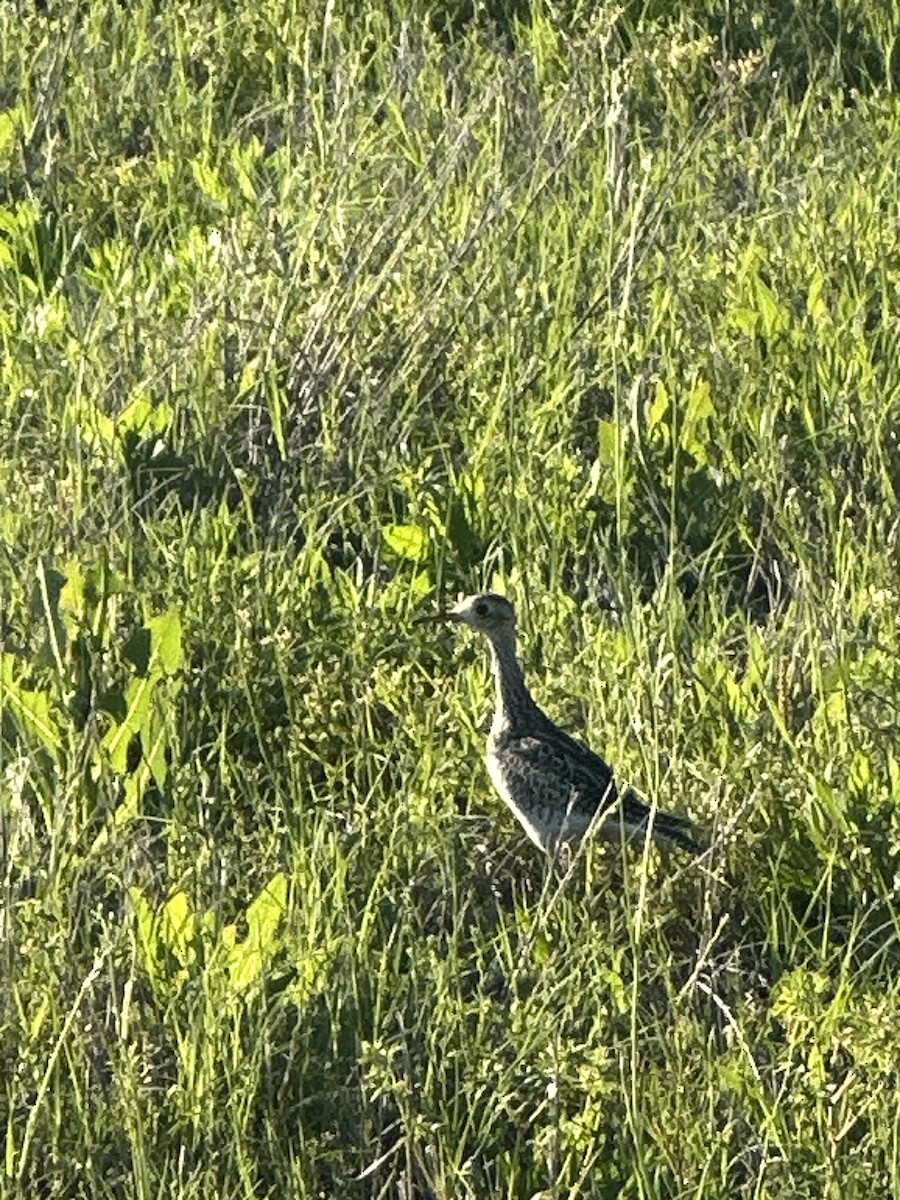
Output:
[
  {"left": 681, "top": 378, "right": 714, "bottom": 465},
  {"left": 117, "top": 395, "right": 172, "bottom": 439},
  {"left": 67, "top": 396, "right": 117, "bottom": 454},
  {"left": 129, "top": 885, "right": 162, "bottom": 986},
  {"left": 191, "top": 156, "right": 228, "bottom": 204},
  {"left": 142, "top": 702, "right": 170, "bottom": 787},
  {"left": 812, "top": 776, "right": 847, "bottom": 831},
  {"left": 806, "top": 268, "right": 828, "bottom": 326},
  {"left": 246, "top": 872, "right": 287, "bottom": 948},
  {"left": 684, "top": 377, "right": 714, "bottom": 425},
  {"left": 160, "top": 891, "right": 199, "bottom": 968},
  {"left": 102, "top": 674, "right": 157, "bottom": 772},
  {"left": 0, "top": 654, "right": 62, "bottom": 755},
  {"left": 148, "top": 609, "right": 183, "bottom": 675},
  {"left": 230, "top": 138, "right": 260, "bottom": 202},
  {"left": 728, "top": 305, "right": 760, "bottom": 335},
  {"left": 752, "top": 274, "right": 790, "bottom": 337},
  {"left": 409, "top": 570, "right": 431, "bottom": 600},
  {"left": 226, "top": 873, "right": 288, "bottom": 990},
  {"left": 647, "top": 379, "right": 669, "bottom": 433},
  {"left": 59, "top": 558, "right": 85, "bottom": 621},
  {"left": 0, "top": 108, "right": 21, "bottom": 168},
  {"left": 123, "top": 610, "right": 183, "bottom": 678},
  {"left": 533, "top": 933, "right": 552, "bottom": 964},
  {"left": 849, "top": 750, "right": 871, "bottom": 793},
  {"left": 382, "top": 523, "right": 429, "bottom": 563},
  {"left": 887, "top": 750, "right": 900, "bottom": 798}
]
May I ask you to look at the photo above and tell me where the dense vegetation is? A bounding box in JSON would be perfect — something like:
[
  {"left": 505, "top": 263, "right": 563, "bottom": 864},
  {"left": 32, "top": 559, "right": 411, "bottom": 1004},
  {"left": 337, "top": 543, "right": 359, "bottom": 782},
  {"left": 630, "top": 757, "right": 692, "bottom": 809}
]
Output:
[{"left": 2, "top": 1, "right": 899, "bottom": 1195}]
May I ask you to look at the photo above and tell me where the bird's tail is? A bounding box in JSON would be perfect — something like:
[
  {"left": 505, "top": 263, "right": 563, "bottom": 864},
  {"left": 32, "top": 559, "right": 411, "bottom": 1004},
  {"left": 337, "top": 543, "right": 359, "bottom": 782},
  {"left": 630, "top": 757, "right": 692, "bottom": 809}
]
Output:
[
  {"left": 619, "top": 788, "right": 705, "bottom": 853},
  {"left": 648, "top": 809, "right": 705, "bottom": 854}
]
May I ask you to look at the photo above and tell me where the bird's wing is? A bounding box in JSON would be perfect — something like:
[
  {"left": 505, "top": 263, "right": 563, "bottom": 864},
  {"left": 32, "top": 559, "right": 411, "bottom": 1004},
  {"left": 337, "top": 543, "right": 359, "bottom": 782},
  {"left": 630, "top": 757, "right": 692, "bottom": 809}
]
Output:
[
  {"left": 532, "top": 723, "right": 620, "bottom": 784},
  {"left": 514, "top": 726, "right": 703, "bottom": 829},
  {"left": 537, "top": 727, "right": 701, "bottom": 840},
  {"left": 506, "top": 732, "right": 702, "bottom": 849},
  {"left": 504, "top": 731, "right": 632, "bottom": 820}
]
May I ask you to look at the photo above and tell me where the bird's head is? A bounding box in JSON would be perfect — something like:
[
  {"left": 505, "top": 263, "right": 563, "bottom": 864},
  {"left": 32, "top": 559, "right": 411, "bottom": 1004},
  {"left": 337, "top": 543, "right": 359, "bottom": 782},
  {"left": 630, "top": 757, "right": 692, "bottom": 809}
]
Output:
[{"left": 414, "top": 592, "right": 517, "bottom": 639}]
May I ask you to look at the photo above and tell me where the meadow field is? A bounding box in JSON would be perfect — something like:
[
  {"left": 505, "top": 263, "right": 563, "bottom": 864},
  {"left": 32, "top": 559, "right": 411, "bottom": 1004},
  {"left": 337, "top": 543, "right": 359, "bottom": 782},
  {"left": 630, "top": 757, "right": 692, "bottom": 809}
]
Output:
[{"left": 2, "top": 1, "right": 900, "bottom": 1196}]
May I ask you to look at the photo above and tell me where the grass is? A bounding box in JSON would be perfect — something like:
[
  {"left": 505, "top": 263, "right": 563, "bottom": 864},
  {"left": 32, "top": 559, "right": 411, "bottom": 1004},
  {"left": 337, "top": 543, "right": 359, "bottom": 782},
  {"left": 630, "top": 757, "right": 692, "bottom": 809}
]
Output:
[{"left": 2, "top": 0, "right": 900, "bottom": 1195}]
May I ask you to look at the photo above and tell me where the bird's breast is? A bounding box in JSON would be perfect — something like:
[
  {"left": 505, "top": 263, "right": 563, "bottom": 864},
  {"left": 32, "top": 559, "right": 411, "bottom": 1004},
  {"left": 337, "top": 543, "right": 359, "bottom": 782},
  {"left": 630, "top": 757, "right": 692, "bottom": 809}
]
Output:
[{"left": 486, "top": 749, "right": 549, "bottom": 850}]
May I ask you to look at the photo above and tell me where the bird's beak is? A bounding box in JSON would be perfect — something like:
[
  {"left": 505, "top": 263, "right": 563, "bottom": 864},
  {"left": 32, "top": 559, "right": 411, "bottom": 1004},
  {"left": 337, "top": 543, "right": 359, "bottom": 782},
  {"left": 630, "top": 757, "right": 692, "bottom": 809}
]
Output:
[{"left": 412, "top": 607, "right": 464, "bottom": 626}]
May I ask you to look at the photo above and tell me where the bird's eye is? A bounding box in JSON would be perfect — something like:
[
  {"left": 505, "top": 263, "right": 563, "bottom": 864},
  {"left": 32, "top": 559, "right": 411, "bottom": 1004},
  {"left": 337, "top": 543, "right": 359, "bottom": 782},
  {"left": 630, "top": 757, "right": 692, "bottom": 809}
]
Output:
[{"left": 475, "top": 601, "right": 490, "bottom": 617}]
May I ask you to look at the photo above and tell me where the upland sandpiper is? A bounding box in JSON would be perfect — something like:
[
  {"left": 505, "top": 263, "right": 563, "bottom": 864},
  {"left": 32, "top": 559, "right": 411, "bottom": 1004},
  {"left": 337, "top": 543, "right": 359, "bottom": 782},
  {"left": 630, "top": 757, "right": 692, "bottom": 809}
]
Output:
[{"left": 416, "top": 593, "right": 703, "bottom": 856}]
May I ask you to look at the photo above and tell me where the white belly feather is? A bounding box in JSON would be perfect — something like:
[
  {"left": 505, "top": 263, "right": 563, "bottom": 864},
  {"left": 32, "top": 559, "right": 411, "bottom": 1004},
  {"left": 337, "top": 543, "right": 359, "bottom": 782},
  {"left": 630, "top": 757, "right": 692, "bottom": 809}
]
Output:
[{"left": 486, "top": 751, "right": 549, "bottom": 849}]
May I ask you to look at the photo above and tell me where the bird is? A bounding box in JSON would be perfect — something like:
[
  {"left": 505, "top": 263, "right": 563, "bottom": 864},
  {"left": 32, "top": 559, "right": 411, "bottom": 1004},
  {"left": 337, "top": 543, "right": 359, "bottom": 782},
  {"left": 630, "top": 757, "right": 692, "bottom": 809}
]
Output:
[{"left": 415, "top": 592, "right": 703, "bottom": 857}]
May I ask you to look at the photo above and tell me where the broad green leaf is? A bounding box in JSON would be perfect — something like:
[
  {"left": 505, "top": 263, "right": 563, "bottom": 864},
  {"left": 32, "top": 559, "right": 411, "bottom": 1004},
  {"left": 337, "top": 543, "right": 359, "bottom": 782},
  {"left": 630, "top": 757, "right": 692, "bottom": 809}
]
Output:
[
  {"left": 117, "top": 395, "right": 172, "bottom": 438},
  {"left": 142, "top": 703, "right": 169, "bottom": 787},
  {"left": 533, "top": 933, "right": 552, "bottom": 964},
  {"left": 59, "top": 558, "right": 85, "bottom": 621},
  {"left": 681, "top": 378, "right": 714, "bottom": 465},
  {"left": 0, "top": 109, "right": 20, "bottom": 167},
  {"left": 161, "top": 891, "right": 198, "bottom": 967},
  {"left": 123, "top": 610, "right": 183, "bottom": 678},
  {"left": 409, "top": 570, "right": 431, "bottom": 600},
  {"left": 752, "top": 274, "right": 790, "bottom": 337},
  {"left": 728, "top": 305, "right": 760, "bottom": 335},
  {"left": 102, "top": 673, "right": 157, "bottom": 772},
  {"left": 148, "top": 609, "right": 183, "bottom": 675},
  {"left": 130, "top": 886, "right": 158, "bottom": 960},
  {"left": 114, "top": 769, "right": 146, "bottom": 827},
  {"left": 647, "top": 379, "right": 669, "bottom": 432},
  {"left": 0, "top": 654, "right": 62, "bottom": 755},
  {"left": 246, "top": 872, "right": 287, "bottom": 947},
  {"left": 684, "top": 377, "right": 714, "bottom": 425},
  {"left": 68, "top": 397, "right": 117, "bottom": 453},
  {"left": 382, "top": 522, "right": 429, "bottom": 563},
  {"left": 226, "top": 873, "right": 288, "bottom": 990},
  {"left": 191, "top": 156, "right": 228, "bottom": 204}
]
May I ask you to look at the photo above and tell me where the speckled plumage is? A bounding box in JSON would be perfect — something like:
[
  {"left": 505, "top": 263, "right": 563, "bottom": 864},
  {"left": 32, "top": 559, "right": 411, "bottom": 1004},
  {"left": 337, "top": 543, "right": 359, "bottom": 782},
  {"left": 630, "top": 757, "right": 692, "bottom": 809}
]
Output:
[{"left": 417, "top": 593, "right": 702, "bottom": 856}]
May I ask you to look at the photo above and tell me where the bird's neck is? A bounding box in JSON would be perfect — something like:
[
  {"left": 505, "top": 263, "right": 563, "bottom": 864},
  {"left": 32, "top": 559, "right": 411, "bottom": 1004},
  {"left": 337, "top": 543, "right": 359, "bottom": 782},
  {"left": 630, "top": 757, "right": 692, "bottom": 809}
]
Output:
[{"left": 488, "top": 631, "right": 540, "bottom": 737}]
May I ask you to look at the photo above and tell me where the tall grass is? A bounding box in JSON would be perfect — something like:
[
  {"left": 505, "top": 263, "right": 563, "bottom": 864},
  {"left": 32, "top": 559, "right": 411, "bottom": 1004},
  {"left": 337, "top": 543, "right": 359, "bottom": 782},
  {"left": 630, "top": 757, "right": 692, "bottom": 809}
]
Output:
[{"left": 2, "top": 1, "right": 899, "bottom": 1196}]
